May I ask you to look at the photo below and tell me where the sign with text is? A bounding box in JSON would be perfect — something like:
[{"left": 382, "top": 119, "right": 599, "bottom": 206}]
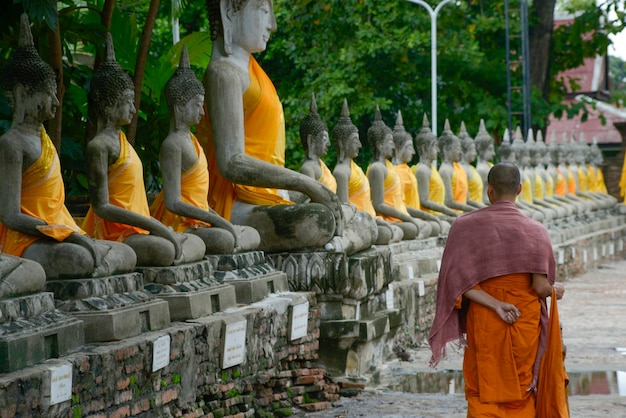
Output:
[
  {"left": 49, "top": 363, "right": 72, "bottom": 405},
  {"left": 152, "top": 334, "right": 171, "bottom": 372},
  {"left": 289, "top": 302, "right": 309, "bottom": 341},
  {"left": 222, "top": 319, "right": 247, "bottom": 369}
]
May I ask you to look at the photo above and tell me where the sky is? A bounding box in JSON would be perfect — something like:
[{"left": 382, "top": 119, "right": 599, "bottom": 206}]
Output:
[{"left": 609, "top": 30, "right": 626, "bottom": 60}]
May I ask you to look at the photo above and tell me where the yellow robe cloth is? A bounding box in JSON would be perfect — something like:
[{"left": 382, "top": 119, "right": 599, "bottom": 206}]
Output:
[
  {"left": 577, "top": 166, "right": 589, "bottom": 192},
  {"left": 0, "top": 128, "right": 82, "bottom": 256},
  {"left": 317, "top": 160, "right": 337, "bottom": 193},
  {"left": 82, "top": 132, "right": 150, "bottom": 241},
  {"left": 555, "top": 169, "right": 566, "bottom": 197},
  {"left": 462, "top": 273, "right": 542, "bottom": 417},
  {"left": 395, "top": 163, "right": 420, "bottom": 209},
  {"left": 586, "top": 164, "right": 599, "bottom": 193},
  {"left": 620, "top": 157, "right": 626, "bottom": 200},
  {"left": 534, "top": 172, "right": 545, "bottom": 200},
  {"left": 348, "top": 160, "right": 376, "bottom": 218},
  {"left": 520, "top": 174, "right": 533, "bottom": 203},
  {"left": 565, "top": 167, "right": 577, "bottom": 194},
  {"left": 413, "top": 163, "right": 445, "bottom": 214},
  {"left": 367, "top": 160, "right": 408, "bottom": 222},
  {"left": 150, "top": 133, "right": 211, "bottom": 232},
  {"left": 467, "top": 165, "right": 483, "bottom": 203},
  {"left": 451, "top": 162, "right": 468, "bottom": 204},
  {"left": 596, "top": 167, "right": 608, "bottom": 194},
  {"left": 544, "top": 172, "right": 555, "bottom": 198},
  {"left": 196, "top": 56, "right": 292, "bottom": 220}
]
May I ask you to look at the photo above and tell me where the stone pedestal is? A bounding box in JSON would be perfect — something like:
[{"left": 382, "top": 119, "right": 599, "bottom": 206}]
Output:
[
  {"left": 139, "top": 260, "right": 236, "bottom": 321},
  {"left": 47, "top": 273, "right": 170, "bottom": 342},
  {"left": 0, "top": 292, "right": 84, "bottom": 373},
  {"left": 206, "top": 251, "right": 288, "bottom": 304}
]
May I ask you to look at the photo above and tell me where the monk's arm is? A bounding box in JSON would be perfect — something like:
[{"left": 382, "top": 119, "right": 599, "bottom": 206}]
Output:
[
  {"left": 532, "top": 273, "right": 564, "bottom": 299},
  {"left": 463, "top": 288, "right": 521, "bottom": 324}
]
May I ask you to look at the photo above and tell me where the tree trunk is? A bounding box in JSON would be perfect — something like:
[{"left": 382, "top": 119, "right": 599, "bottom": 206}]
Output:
[
  {"left": 127, "top": 0, "right": 160, "bottom": 145},
  {"left": 529, "top": 0, "right": 557, "bottom": 99},
  {"left": 47, "top": 21, "right": 64, "bottom": 152}
]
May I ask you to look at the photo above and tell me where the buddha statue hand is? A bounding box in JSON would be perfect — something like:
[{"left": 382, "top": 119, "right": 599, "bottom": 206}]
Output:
[
  {"left": 305, "top": 180, "right": 344, "bottom": 236},
  {"left": 64, "top": 232, "right": 102, "bottom": 267}
]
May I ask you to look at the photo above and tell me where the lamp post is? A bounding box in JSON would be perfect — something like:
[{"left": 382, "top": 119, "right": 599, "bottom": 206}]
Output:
[{"left": 406, "top": 0, "right": 455, "bottom": 136}]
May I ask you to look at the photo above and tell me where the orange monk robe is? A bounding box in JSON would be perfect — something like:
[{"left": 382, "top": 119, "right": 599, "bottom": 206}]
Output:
[
  {"left": 150, "top": 133, "right": 211, "bottom": 232},
  {"left": 0, "top": 128, "right": 83, "bottom": 256},
  {"left": 317, "top": 160, "right": 337, "bottom": 193},
  {"left": 520, "top": 174, "right": 534, "bottom": 203},
  {"left": 347, "top": 160, "right": 377, "bottom": 218},
  {"left": 413, "top": 163, "right": 445, "bottom": 215},
  {"left": 450, "top": 162, "right": 469, "bottom": 204},
  {"left": 395, "top": 163, "right": 420, "bottom": 208},
  {"left": 367, "top": 160, "right": 409, "bottom": 223},
  {"left": 82, "top": 132, "right": 150, "bottom": 241},
  {"left": 467, "top": 165, "right": 483, "bottom": 203},
  {"left": 554, "top": 169, "right": 567, "bottom": 197},
  {"left": 577, "top": 166, "right": 589, "bottom": 192},
  {"left": 196, "top": 56, "right": 292, "bottom": 220}
]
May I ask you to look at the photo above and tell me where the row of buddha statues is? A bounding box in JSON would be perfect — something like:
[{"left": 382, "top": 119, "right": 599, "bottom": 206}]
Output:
[{"left": 0, "top": 8, "right": 616, "bottom": 303}]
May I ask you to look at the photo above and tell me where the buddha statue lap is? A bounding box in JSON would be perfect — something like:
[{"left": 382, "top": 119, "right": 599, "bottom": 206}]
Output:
[
  {"left": 474, "top": 119, "right": 495, "bottom": 205},
  {"left": 83, "top": 34, "right": 205, "bottom": 266},
  {"left": 0, "top": 15, "right": 136, "bottom": 280}
]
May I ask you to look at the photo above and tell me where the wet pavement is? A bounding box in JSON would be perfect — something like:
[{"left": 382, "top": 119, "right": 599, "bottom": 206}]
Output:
[{"left": 296, "top": 259, "right": 626, "bottom": 417}]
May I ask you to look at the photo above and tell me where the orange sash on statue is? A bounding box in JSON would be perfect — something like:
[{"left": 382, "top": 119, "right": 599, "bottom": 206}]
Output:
[
  {"left": 596, "top": 167, "right": 608, "bottom": 194},
  {"left": 151, "top": 133, "right": 211, "bottom": 232},
  {"left": 521, "top": 174, "right": 533, "bottom": 203},
  {"left": 82, "top": 132, "right": 150, "bottom": 241},
  {"left": 348, "top": 160, "right": 376, "bottom": 217},
  {"left": 555, "top": 169, "right": 566, "bottom": 196},
  {"left": 413, "top": 163, "right": 445, "bottom": 214},
  {"left": 577, "top": 166, "right": 589, "bottom": 192},
  {"left": 534, "top": 172, "right": 545, "bottom": 200},
  {"left": 317, "top": 160, "right": 337, "bottom": 193},
  {"left": 565, "top": 167, "right": 577, "bottom": 194},
  {"left": 0, "top": 128, "right": 82, "bottom": 256},
  {"left": 197, "top": 56, "right": 292, "bottom": 220},
  {"left": 544, "top": 172, "right": 555, "bottom": 198},
  {"left": 451, "top": 162, "right": 468, "bottom": 204},
  {"left": 586, "top": 164, "right": 599, "bottom": 193},
  {"left": 395, "top": 163, "right": 420, "bottom": 208},
  {"left": 467, "top": 165, "right": 483, "bottom": 203},
  {"left": 367, "top": 160, "right": 408, "bottom": 222}
]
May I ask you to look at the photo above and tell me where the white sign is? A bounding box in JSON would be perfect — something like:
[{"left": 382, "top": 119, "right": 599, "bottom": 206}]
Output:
[
  {"left": 593, "top": 247, "right": 598, "bottom": 260},
  {"left": 222, "top": 319, "right": 247, "bottom": 369},
  {"left": 436, "top": 260, "right": 441, "bottom": 272},
  {"left": 583, "top": 250, "right": 588, "bottom": 264},
  {"left": 152, "top": 334, "right": 171, "bottom": 372},
  {"left": 418, "top": 280, "right": 425, "bottom": 297},
  {"left": 571, "top": 247, "right": 576, "bottom": 258},
  {"left": 619, "top": 239, "right": 624, "bottom": 252},
  {"left": 386, "top": 285, "right": 394, "bottom": 310},
  {"left": 610, "top": 242, "right": 615, "bottom": 256},
  {"left": 557, "top": 250, "right": 564, "bottom": 265},
  {"left": 602, "top": 245, "right": 607, "bottom": 257},
  {"left": 49, "top": 363, "right": 72, "bottom": 405},
  {"left": 289, "top": 302, "right": 309, "bottom": 341},
  {"left": 408, "top": 265, "right": 415, "bottom": 279}
]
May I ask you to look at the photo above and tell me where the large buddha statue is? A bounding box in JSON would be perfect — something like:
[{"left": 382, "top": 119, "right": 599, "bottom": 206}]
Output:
[
  {"left": 392, "top": 111, "right": 446, "bottom": 236},
  {"left": 0, "top": 14, "right": 136, "bottom": 280},
  {"left": 474, "top": 119, "right": 495, "bottom": 205},
  {"left": 199, "top": 0, "right": 343, "bottom": 252},
  {"left": 413, "top": 115, "right": 458, "bottom": 220},
  {"left": 557, "top": 133, "right": 593, "bottom": 213},
  {"left": 569, "top": 133, "right": 614, "bottom": 209},
  {"left": 457, "top": 121, "right": 485, "bottom": 209},
  {"left": 83, "top": 34, "right": 205, "bottom": 266},
  {"left": 367, "top": 107, "right": 431, "bottom": 240},
  {"left": 150, "top": 46, "right": 260, "bottom": 254},
  {"left": 437, "top": 120, "right": 476, "bottom": 213},
  {"left": 588, "top": 139, "right": 611, "bottom": 195},
  {"left": 332, "top": 100, "right": 402, "bottom": 245}
]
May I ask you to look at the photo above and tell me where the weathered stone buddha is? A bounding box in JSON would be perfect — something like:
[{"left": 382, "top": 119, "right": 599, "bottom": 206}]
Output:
[
  {"left": 558, "top": 133, "right": 594, "bottom": 213},
  {"left": 0, "top": 15, "right": 136, "bottom": 280},
  {"left": 83, "top": 34, "right": 205, "bottom": 266},
  {"left": 392, "top": 111, "right": 446, "bottom": 236},
  {"left": 588, "top": 139, "right": 611, "bottom": 195},
  {"left": 298, "top": 95, "right": 377, "bottom": 254},
  {"left": 367, "top": 107, "right": 431, "bottom": 239},
  {"left": 437, "top": 120, "right": 476, "bottom": 213},
  {"left": 332, "top": 100, "right": 402, "bottom": 245},
  {"left": 546, "top": 132, "right": 588, "bottom": 214},
  {"left": 569, "top": 133, "right": 614, "bottom": 208},
  {"left": 412, "top": 115, "right": 459, "bottom": 220},
  {"left": 474, "top": 119, "right": 494, "bottom": 205},
  {"left": 150, "top": 45, "right": 260, "bottom": 254},
  {"left": 199, "top": 0, "right": 343, "bottom": 252},
  {"left": 457, "top": 121, "right": 485, "bottom": 209}
]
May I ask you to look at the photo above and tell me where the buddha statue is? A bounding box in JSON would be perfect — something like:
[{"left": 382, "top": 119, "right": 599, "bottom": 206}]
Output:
[
  {"left": 392, "top": 111, "right": 447, "bottom": 236},
  {"left": 457, "top": 121, "right": 486, "bottom": 209},
  {"left": 589, "top": 139, "right": 611, "bottom": 195},
  {"left": 546, "top": 132, "right": 588, "bottom": 214},
  {"left": 474, "top": 119, "right": 495, "bottom": 205},
  {"left": 412, "top": 114, "right": 458, "bottom": 220},
  {"left": 199, "top": 0, "right": 343, "bottom": 253},
  {"left": 558, "top": 133, "right": 593, "bottom": 213},
  {"left": 298, "top": 95, "right": 377, "bottom": 254},
  {"left": 0, "top": 14, "right": 136, "bottom": 280},
  {"left": 149, "top": 45, "right": 260, "bottom": 254},
  {"left": 83, "top": 34, "right": 206, "bottom": 266},
  {"left": 437, "top": 120, "right": 476, "bottom": 213},
  {"left": 532, "top": 130, "right": 573, "bottom": 217},
  {"left": 332, "top": 100, "right": 403, "bottom": 245},
  {"left": 366, "top": 106, "right": 431, "bottom": 240},
  {"left": 569, "top": 133, "right": 614, "bottom": 208}
]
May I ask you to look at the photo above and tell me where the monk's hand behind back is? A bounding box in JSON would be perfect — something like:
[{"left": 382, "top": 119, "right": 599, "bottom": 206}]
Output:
[{"left": 495, "top": 302, "right": 521, "bottom": 325}]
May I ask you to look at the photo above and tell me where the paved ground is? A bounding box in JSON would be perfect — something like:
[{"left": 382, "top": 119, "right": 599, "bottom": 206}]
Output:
[{"left": 295, "top": 259, "right": 626, "bottom": 417}]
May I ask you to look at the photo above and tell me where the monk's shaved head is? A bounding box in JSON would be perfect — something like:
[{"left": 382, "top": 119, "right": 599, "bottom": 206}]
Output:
[{"left": 488, "top": 162, "right": 521, "bottom": 198}]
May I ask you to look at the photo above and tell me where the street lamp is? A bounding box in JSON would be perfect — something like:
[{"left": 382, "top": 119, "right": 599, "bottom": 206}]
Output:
[{"left": 405, "top": 0, "right": 455, "bottom": 136}]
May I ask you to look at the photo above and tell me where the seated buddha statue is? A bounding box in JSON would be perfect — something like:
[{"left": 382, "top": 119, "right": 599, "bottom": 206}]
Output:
[
  {"left": 412, "top": 115, "right": 458, "bottom": 221},
  {"left": 332, "top": 100, "right": 403, "bottom": 245},
  {"left": 83, "top": 34, "right": 205, "bottom": 266},
  {"left": 392, "top": 111, "right": 447, "bottom": 236},
  {"left": 367, "top": 107, "right": 431, "bottom": 240},
  {"left": 474, "top": 119, "right": 495, "bottom": 205},
  {"left": 570, "top": 133, "right": 615, "bottom": 209},
  {"left": 588, "top": 139, "right": 612, "bottom": 196},
  {"left": 150, "top": 45, "right": 260, "bottom": 254},
  {"left": 457, "top": 121, "right": 486, "bottom": 209},
  {"left": 198, "top": 0, "right": 343, "bottom": 252},
  {"left": 557, "top": 133, "right": 594, "bottom": 213},
  {"left": 0, "top": 15, "right": 136, "bottom": 280}
]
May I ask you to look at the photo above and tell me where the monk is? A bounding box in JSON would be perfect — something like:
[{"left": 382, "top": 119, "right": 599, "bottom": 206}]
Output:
[
  {"left": 150, "top": 46, "right": 259, "bottom": 254},
  {"left": 429, "top": 162, "right": 567, "bottom": 417},
  {"left": 0, "top": 14, "right": 135, "bottom": 280},
  {"left": 332, "top": 100, "right": 402, "bottom": 245},
  {"left": 83, "top": 34, "right": 205, "bottom": 266},
  {"left": 474, "top": 119, "right": 495, "bottom": 205},
  {"left": 199, "top": 0, "right": 343, "bottom": 252}
]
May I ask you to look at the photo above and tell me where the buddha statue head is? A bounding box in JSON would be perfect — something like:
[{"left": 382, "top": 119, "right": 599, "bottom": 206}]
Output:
[
  {"left": 164, "top": 45, "right": 205, "bottom": 126},
  {"left": 526, "top": 129, "right": 540, "bottom": 167},
  {"left": 415, "top": 114, "right": 438, "bottom": 162},
  {"left": 560, "top": 132, "right": 574, "bottom": 164},
  {"left": 438, "top": 119, "right": 462, "bottom": 163},
  {"left": 89, "top": 33, "right": 135, "bottom": 128},
  {"left": 535, "top": 130, "right": 549, "bottom": 166},
  {"left": 474, "top": 119, "right": 494, "bottom": 163},
  {"left": 333, "top": 99, "right": 360, "bottom": 163},
  {"left": 547, "top": 131, "right": 562, "bottom": 165},
  {"left": 206, "top": 0, "right": 277, "bottom": 55},
  {"left": 590, "top": 138, "right": 604, "bottom": 167},
  {"left": 368, "top": 106, "right": 393, "bottom": 161},
  {"left": 300, "top": 93, "right": 330, "bottom": 160},
  {"left": 1, "top": 14, "right": 57, "bottom": 124},
  {"left": 392, "top": 110, "right": 414, "bottom": 164},
  {"left": 458, "top": 121, "right": 476, "bottom": 164},
  {"left": 575, "top": 132, "right": 589, "bottom": 165},
  {"left": 510, "top": 127, "right": 528, "bottom": 167},
  {"left": 497, "top": 128, "right": 515, "bottom": 163}
]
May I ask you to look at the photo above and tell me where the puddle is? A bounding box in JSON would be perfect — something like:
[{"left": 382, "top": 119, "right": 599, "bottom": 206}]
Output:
[{"left": 387, "top": 370, "right": 626, "bottom": 397}]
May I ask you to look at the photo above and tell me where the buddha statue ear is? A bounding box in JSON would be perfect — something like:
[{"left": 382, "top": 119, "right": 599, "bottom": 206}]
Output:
[
  {"left": 306, "top": 134, "right": 315, "bottom": 160},
  {"left": 13, "top": 84, "right": 26, "bottom": 124},
  {"left": 221, "top": 0, "right": 233, "bottom": 55}
]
